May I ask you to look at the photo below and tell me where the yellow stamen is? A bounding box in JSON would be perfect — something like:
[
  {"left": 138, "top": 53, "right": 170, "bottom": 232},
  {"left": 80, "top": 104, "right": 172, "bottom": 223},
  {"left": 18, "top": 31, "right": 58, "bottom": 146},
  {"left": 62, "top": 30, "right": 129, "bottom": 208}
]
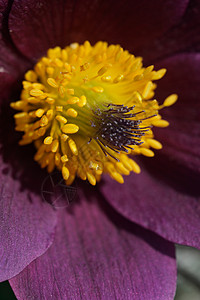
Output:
[
  {"left": 68, "top": 138, "right": 78, "bottom": 155},
  {"left": 77, "top": 95, "right": 87, "bottom": 107},
  {"left": 56, "top": 106, "right": 63, "bottom": 112},
  {"left": 47, "top": 78, "right": 58, "bottom": 88},
  {"left": 67, "top": 97, "right": 79, "bottom": 104},
  {"left": 25, "top": 70, "right": 37, "bottom": 82},
  {"left": 55, "top": 153, "right": 61, "bottom": 166},
  {"left": 10, "top": 41, "right": 176, "bottom": 185},
  {"left": 61, "top": 155, "right": 68, "bottom": 163},
  {"left": 92, "top": 86, "right": 104, "bottom": 93},
  {"left": 61, "top": 134, "right": 69, "bottom": 141},
  {"left": 62, "top": 124, "right": 79, "bottom": 134},
  {"left": 51, "top": 139, "right": 59, "bottom": 152},
  {"left": 163, "top": 94, "right": 178, "bottom": 107},
  {"left": 66, "top": 88, "right": 74, "bottom": 95},
  {"left": 113, "top": 74, "right": 124, "bottom": 83},
  {"left": 30, "top": 89, "right": 44, "bottom": 97},
  {"left": 39, "top": 116, "right": 49, "bottom": 126},
  {"left": 147, "top": 139, "right": 162, "bottom": 150},
  {"left": 56, "top": 115, "right": 68, "bottom": 124},
  {"left": 44, "top": 136, "right": 53, "bottom": 145},
  {"left": 152, "top": 120, "right": 169, "bottom": 127},
  {"left": 66, "top": 108, "right": 78, "bottom": 118},
  {"left": 62, "top": 165, "right": 69, "bottom": 180},
  {"left": 139, "top": 148, "right": 155, "bottom": 157},
  {"left": 35, "top": 109, "right": 45, "bottom": 118},
  {"left": 86, "top": 172, "right": 96, "bottom": 186}
]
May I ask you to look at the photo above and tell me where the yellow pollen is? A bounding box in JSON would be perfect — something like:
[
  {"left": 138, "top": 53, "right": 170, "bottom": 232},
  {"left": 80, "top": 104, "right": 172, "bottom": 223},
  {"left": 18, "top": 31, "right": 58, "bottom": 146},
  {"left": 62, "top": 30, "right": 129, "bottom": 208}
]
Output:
[
  {"left": 46, "top": 109, "right": 53, "bottom": 120},
  {"left": 163, "top": 94, "right": 178, "bottom": 107},
  {"left": 44, "top": 136, "right": 53, "bottom": 145},
  {"left": 68, "top": 138, "right": 78, "bottom": 155},
  {"left": 98, "top": 66, "right": 108, "bottom": 76},
  {"left": 55, "top": 153, "right": 61, "bottom": 166},
  {"left": 152, "top": 119, "right": 169, "bottom": 127},
  {"left": 67, "top": 97, "right": 79, "bottom": 104},
  {"left": 56, "top": 106, "right": 63, "bottom": 112},
  {"left": 56, "top": 115, "right": 68, "bottom": 124},
  {"left": 101, "top": 76, "right": 112, "bottom": 82},
  {"left": 25, "top": 70, "right": 37, "bottom": 82},
  {"left": 80, "top": 63, "right": 90, "bottom": 71},
  {"left": 61, "top": 134, "right": 69, "bottom": 141},
  {"left": 92, "top": 86, "right": 104, "bottom": 93},
  {"left": 51, "top": 139, "right": 59, "bottom": 152},
  {"left": 28, "top": 97, "right": 40, "bottom": 104},
  {"left": 11, "top": 41, "right": 177, "bottom": 185},
  {"left": 62, "top": 165, "right": 69, "bottom": 180},
  {"left": 61, "top": 155, "right": 68, "bottom": 163},
  {"left": 35, "top": 109, "right": 45, "bottom": 118},
  {"left": 113, "top": 74, "right": 124, "bottom": 83},
  {"left": 66, "top": 88, "right": 74, "bottom": 95},
  {"left": 139, "top": 148, "right": 155, "bottom": 157},
  {"left": 47, "top": 78, "right": 58, "bottom": 88},
  {"left": 86, "top": 172, "right": 96, "bottom": 186},
  {"left": 62, "top": 124, "right": 79, "bottom": 134},
  {"left": 30, "top": 89, "right": 44, "bottom": 97},
  {"left": 77, "top": 95, "right": 87, "bottom": 107},
  {"left": 66, "top": 108, "right": 78, "bottom": 118}
]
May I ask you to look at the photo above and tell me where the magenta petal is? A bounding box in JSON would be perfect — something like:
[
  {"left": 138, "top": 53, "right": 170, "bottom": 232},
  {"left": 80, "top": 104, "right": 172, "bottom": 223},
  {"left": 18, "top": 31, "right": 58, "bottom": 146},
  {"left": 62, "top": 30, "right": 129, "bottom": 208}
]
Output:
[
  {"left": 9, "top": 190, "right": 176, "bottom": 300},
  {"left": 9, "top": 0, "right": 188, "bottom": 60},
  {"left": 0, "top": 153, "right": 57, "bottom": 281}
]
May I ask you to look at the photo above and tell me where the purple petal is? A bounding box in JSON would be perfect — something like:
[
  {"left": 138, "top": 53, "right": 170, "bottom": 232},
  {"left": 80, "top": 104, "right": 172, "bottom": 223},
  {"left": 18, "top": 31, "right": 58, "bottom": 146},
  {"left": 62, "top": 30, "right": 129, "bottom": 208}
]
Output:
[
  {"left": 0, "top": 153, "right": 57, "bottom": 281},
  {"left": 10, "top": 188, "right": 176, "bottom": 300},
  {"left": 100, "top": 53, "right": 200, "bottom": 249},
  {"left": 0, "top": 0, "right": 32, "bottom": 101},
  {"left": 9, "top": 0, "right": 188, "bottom": 60},
  {"left": 155, "top": 53, "right": 200, "bottom": 175},
  {"left": 0, "top": 95, "right": 57, "bottom": 281},
  {"left": 140, "top": 1, "right": 200, "bottom": 63},
  {"left": 100, "top": 167, "right": 200, "bottom": 249}
]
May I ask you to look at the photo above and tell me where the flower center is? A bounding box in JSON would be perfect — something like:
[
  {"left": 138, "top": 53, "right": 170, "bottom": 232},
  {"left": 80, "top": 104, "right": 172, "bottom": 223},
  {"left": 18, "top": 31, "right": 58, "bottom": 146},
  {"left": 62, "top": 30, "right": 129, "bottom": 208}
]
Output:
[{"left": 11, "top": 41, "right": 177, "bottom": 185}]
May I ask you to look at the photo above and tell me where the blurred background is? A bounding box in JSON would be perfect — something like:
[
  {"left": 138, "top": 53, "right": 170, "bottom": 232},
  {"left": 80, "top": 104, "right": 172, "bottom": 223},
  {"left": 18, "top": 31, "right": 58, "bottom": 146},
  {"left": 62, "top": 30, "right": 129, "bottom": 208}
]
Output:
[
  {"left": 0, "top": 245, "right": 200, "bottom": 299},
  {"left": 175, "top": 245, "right": 200, "bottom": 300}
]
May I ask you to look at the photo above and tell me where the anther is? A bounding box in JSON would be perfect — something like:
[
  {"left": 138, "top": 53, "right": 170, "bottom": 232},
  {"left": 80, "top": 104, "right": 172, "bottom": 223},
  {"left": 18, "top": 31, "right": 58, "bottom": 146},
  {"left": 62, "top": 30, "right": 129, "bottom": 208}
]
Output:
[
  {"left": 56, "top": 106, "right": 63, "bottom": 112},
  {"left": 62, "top": 124, "right": 79, "bottom": 134},
  {"left": 47, "top": 78, "right": 58, "bottom": 88},
  {"left": 77, "top": 95, "right": 86, "bottom": 107},
  {"left": 44, "top": 136, "right": 53, "bottom": 145},
  {"left": 67, "top": 97, "right": 79, "bottom": 104},
  {"left": 56, "top": 115, "right": 68, "bottom": 124},
  {"left": 66, "top": 108, "right": 78, "bottom": 117}
]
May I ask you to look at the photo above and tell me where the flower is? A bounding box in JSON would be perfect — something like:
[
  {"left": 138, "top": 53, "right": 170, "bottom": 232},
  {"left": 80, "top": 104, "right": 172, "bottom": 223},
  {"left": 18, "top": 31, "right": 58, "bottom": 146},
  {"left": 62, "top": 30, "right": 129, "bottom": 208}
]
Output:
[{"left": 0, "top": 1, "right": 199, "bottom": 299}]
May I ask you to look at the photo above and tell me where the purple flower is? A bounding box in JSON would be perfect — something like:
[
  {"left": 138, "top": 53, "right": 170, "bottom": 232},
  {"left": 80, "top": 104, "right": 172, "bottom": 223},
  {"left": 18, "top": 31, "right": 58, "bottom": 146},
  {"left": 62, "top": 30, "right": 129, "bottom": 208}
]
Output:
[{"left": 0, "top": 0, "right": 200, "bottom": 299}]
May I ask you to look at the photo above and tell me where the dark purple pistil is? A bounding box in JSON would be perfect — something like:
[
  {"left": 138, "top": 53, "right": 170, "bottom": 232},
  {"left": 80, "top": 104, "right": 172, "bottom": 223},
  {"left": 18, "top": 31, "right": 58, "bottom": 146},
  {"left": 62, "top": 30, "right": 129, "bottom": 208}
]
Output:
[{"left": 90, "top": 104, "right": 150, "bottom": 160}]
